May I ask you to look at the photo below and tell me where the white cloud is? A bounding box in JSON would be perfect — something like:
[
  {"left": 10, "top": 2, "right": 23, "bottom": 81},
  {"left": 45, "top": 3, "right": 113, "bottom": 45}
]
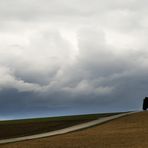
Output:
[{"left": 0, "top": 0, "right": 148, "bottom": 111}]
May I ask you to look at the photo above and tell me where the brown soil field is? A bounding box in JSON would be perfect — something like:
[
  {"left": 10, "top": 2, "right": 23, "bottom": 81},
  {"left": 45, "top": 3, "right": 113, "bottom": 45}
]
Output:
[
  {"left": 0, "top": 111, "right": 148, "bottom": 148},
  {"left": 0, "top": 113, "right": 117, "bottom": 140}
]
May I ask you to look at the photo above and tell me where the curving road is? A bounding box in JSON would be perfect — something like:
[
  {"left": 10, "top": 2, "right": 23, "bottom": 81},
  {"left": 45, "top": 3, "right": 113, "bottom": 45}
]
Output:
[{"left": 0, "top": 112, "right": 135, "bottom": 145}]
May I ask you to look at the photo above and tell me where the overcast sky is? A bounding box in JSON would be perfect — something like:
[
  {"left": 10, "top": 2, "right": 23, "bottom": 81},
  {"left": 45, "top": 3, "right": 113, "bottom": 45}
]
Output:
[{"left": 0, "top": 0, "right": 147, "bottom": 119}]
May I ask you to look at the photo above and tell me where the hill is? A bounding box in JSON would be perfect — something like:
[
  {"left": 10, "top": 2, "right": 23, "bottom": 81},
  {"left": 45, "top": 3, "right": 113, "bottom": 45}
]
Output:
[
  {"left": 1, "top": 111, "right": 147, "bottom": 148},
  {"left": 0, "top": 112, "right": 118, "bottom": 140}
]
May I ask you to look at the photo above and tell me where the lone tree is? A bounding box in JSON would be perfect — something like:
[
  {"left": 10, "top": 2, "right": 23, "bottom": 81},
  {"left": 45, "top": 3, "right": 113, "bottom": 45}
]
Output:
[{"left": 143, "top": 97, "right": 148, "bottom": 110}]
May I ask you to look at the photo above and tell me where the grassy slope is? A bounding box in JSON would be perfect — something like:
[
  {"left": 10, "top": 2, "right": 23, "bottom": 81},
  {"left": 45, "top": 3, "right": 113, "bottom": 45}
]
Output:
[
  {"left": 0, "top": 112, "right": 120, "bottom": 140},
  {"left": 1, "top": 111, "right": 147, "bottom": 148}
]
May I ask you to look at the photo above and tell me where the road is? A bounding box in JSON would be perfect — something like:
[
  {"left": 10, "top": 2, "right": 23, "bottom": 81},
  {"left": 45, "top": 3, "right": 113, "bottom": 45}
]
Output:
[{"left": 0, "top": 112, "right": 135, "bottom": 144}]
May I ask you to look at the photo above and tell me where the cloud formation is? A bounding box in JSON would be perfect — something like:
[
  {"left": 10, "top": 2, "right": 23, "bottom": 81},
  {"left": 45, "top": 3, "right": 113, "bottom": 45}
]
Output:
[{"left": 0, "top": 0, "right": 148, "bottom": 118}]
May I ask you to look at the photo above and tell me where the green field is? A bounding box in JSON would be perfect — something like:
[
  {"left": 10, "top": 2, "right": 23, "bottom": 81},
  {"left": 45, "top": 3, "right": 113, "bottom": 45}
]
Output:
[{"left": 0, "top": 112, "right": 122, "bottom": 140}]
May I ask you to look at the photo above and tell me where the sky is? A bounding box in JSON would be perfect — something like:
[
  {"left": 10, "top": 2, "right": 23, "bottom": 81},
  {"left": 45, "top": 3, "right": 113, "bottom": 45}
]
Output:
[{"left": 0, "top": 0, "right": 147, "bottom": 120}]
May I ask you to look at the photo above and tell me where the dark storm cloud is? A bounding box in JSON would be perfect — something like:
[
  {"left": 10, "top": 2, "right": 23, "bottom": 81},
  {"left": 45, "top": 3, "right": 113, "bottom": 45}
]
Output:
[{"left": 0, "top": 0, "right": 148, "bottom": 118}]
